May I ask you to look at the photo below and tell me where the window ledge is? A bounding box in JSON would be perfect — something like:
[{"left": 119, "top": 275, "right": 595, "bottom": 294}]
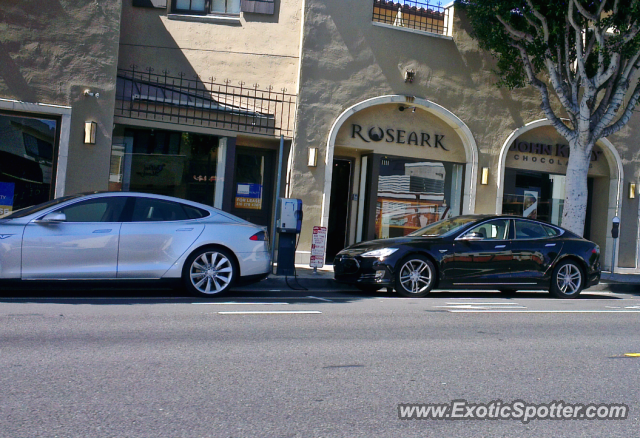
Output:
[
  {"left": 167, "top": 13, "right": 241, "bottom": 25},
  {"left": 372, "top": 21, "right": 453, "bottom": 40}
]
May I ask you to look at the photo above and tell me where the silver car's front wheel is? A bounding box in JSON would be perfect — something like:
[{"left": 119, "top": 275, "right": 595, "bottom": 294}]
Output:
[{"left": 184, "top": 248, "right": 236, "bottom": 296}]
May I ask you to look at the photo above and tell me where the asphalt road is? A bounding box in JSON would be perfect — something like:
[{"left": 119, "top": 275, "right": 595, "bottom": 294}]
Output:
[{"left": 1, "top": 286, "right": 639, "bottom": 437}]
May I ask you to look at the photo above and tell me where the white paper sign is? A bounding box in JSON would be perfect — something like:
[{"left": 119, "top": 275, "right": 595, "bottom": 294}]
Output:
[{"left": 310, "top": 226, "right": 327, "bottom": 268}]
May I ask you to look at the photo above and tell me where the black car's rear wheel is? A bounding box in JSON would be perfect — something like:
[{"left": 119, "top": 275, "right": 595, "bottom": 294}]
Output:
[
  {"left": 549, "top": 260, "right": 583, "bottom": 298},
  {"left": 395, "top": 255, "right": 435, "bottom": 298}
]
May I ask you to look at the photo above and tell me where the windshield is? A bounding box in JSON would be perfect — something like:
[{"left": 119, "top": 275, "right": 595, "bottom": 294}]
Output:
[
  {"left": 408, "top": 216, "right": 479, "bottom": 237},
  {"left": 3, "top": 194, "right": 85, "bottom": 219}
]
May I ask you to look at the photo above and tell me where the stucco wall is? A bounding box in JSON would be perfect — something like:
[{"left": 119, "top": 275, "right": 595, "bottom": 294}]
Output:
[
  {"left": 291, "top": 1, "right": 640, "bottom": 268},
  {"left": 118, "top": 0, "right": 302, "bottom": 94},
  {"left": 0, "top": 0, "right": 123, "bottom": 195},
  {"left": 291, "top": 2, "right": 557, "bottom": 254}
]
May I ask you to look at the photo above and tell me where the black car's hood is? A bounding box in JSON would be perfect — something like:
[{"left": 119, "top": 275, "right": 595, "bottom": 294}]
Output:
[{"left": 338, "top": 236, "right": 440, "bottom": 256}]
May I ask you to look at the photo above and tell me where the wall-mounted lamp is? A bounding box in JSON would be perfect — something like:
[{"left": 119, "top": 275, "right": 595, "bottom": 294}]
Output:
[
  {"left": 84, "top": 121, "right": 97, "bottom": 144},
  {"left": 630, "top": 182, "right": 637, "bottom": 199},
  {"left": 84, "top": 89, "right": 100, "bottom": 98},
  {"left": 307, "top": 147, "right": 318, "bottom": 167},
  {"left": 404, "top": 69, "right": 415, "bottom": 83},
  {"left": 481, "top": 167, "right": 489, "bottom": 185}
]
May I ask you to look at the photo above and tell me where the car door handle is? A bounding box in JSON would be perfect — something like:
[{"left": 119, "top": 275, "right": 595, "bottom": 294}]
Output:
[
  {"left": 92, "top": 229, "right": 112, "bottom": 234},
  {"left": 494, "top": 245, "right": 506, "bottom": 249},
  {"left": 176, "top": 228, "right": 194, "bottom": 232},
  {"left": 545, "top": 243, "right": 556, "bottom": 247}
]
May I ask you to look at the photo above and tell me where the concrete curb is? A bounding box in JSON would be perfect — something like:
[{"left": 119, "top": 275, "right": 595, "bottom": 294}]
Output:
[{"left": 234, "top": 274, "right": 356, "bottom": 292}]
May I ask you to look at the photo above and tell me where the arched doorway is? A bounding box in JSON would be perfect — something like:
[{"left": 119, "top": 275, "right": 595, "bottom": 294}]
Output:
[
  {"left": 321, "top": 95, "right": 478, "bottom": 260},
  {"left": 496, "top": 119, "right": 623, "bottom": 270}
]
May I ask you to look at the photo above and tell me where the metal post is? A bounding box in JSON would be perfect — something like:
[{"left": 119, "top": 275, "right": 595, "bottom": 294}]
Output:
[
  {"left": 271, "top": 135, "right": 285, "bottom": 273},
  {"left": 611, "top": 238, "right": 617, "bottom": 274}
]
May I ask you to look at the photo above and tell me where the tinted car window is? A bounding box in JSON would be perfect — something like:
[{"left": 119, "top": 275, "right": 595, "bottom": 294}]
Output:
[
  {"left": 515, "top": 221, "right": 548, "bottom": 239},
  {"left": 464, "top": 219, "right": 509, "bottom": 240},
  {"left": 131, "top": 198, "right": 189, "bottom": 222},
  {"left": 544, "top": 225, "right": 560, "bottom": 237},
  {"left": 183, "top": 205, "right": 210, "bottom": 219},
  {"left": 55, "top": 197, "right": 127, "bottom": 222}
]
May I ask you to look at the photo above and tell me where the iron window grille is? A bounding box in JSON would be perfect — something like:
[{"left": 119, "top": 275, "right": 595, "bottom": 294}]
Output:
[
  {"left": 115, "top": 67, "right": 296, "bottom": 138},
  {"left": 372, "top": 0, "right": 450, "bottom": 36},
  {"left": 172, "top": 0, "right": 241, "bottom": 14}
]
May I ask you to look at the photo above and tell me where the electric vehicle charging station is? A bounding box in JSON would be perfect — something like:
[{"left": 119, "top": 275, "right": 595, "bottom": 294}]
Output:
[{"left": 276, "top": 198, "right": 302, "bottom": 276}]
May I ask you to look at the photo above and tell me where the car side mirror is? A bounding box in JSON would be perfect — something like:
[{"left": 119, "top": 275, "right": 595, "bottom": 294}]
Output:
[
  {"left": 463, "top": 232, "right": 484, "bottom": 240},
  {"left": 38, "top": 212, "right": 67, "bottom": 223}
]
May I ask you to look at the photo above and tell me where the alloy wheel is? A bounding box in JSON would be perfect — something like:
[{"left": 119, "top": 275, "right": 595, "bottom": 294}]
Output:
[
  {"left": 556, "top": 263, "right": 582, "bottom": 295},
  {"left": 399, "top": 259, "right": 432, "bottom": 295},
  {"left": 189, "top": 251, "right": 233, "bottom": 294}
]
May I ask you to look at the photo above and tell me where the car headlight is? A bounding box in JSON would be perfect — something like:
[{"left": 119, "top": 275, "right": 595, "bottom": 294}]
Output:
[{"left": 361, "top": 248, "right": 399, "bottom": 258}]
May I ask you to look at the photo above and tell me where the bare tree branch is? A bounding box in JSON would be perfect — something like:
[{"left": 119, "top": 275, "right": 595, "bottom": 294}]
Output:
[
  {"left": 601, "top": 82, "right": 640, "bottom": 137},
  {"left": 495, "top": 14, "right": 536, "bottom": 43}
]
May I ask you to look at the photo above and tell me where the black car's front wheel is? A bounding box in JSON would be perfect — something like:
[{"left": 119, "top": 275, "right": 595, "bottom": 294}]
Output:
[
  {"left": 549, "top": 259, "right": 583, "bottom": 298},
  {"left": 395, "top": 255, "right": 436, "bottom": 298}
]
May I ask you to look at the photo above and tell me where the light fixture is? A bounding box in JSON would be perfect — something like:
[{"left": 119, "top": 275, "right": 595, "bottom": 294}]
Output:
[
  {"left": 481, "top": 167, "right": 489, "bottom": 185},
  {"left": 630, "top": 182, "right": 636, "bottom": 199},
  {"left": 307, "top": 147, "right": 318, "bottom": 167},
  {"left": 84, "top": 121, "right": 97, "bottom": 144}
]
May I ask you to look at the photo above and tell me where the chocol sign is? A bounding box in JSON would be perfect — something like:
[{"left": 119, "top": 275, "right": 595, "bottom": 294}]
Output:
[
  {"left": 506, "top": 139, "right": 609, "bottom": 176},
  {"left": 350, "top": 124, "right": 448, "bottom": 151}
]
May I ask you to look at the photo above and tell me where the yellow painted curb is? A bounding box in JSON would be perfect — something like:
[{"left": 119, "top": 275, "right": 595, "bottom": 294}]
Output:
[{"left": 624, "top": 353, "right": 640, "bottom": 357}]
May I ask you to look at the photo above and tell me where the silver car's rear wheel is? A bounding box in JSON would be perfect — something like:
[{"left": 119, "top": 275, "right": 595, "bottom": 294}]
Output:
[{"left": 184, "top": 248, "right": 236, "bottom": 296}]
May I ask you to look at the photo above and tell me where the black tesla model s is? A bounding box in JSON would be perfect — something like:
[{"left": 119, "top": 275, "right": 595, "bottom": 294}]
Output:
[{"left": 334, "top": 215, "right": 601, "bottom": 298}]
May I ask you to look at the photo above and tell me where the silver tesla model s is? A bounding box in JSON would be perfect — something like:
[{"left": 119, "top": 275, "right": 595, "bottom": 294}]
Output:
[{"left": 0, "top": 192, "right": 271, "bottom": 296}]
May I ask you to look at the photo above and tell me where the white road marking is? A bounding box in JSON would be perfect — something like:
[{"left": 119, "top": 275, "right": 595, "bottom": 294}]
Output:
[
  {"left": 447, "top": 310, "right": 640, "bottom": 313},
  {"left": 444, "top": 302, "right": 523, "bottom": 305},
  {"left": 437, "top": 305, "right": 528, "bottom": 310},
  {"left": 217, "top": 310, "right": 322, "bottom": 315},
  {"left": 307, "top": 296, "right": 333, "bottom": 302},
  {"left": 193, "top": 302, "right": 289, "bottom": 305}
]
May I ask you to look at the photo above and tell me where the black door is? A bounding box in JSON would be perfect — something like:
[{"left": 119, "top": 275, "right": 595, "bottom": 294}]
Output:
[
  {"left": 445, "top": 219, "right": 513, "bottom": 284},
  {"left": 325, "top": 159, "right": 352, "bottom": 263},
  {"left": 510, "top": 219, "right": 563, "bottom": 282},
  {"left": 231, "top": 147, "right": 275, "bottom": 229}
]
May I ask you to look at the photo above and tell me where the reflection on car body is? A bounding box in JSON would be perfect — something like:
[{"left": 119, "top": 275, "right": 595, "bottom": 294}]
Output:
[{"left": 0, "top": 192, "right": 271, "bottom": 296}]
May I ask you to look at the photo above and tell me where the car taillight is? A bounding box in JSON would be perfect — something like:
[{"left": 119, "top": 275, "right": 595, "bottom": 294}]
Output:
[{"left": 250, "top": 231, "right": 268, "bottom": 242}]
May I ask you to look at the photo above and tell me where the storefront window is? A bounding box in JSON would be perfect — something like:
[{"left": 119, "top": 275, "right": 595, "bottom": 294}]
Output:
[
  {"left": 231, "top": 148, "right": 275, "bottom": 227},
  {"left": 374, "top": 157, "right": 464, "bottom": 239},
  {"left": 109, "top": 127, "right": 222, "bottom": 207},
  {"left": 502, "top": 169, "right": 593, "bottom": 238},
  {"left": 0, "top": 113, "right": 58, "bottom": 217}
]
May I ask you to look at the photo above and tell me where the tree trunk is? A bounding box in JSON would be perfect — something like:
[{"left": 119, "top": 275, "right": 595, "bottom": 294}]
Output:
[{"left": 561, "top": 143, "right": 591, "bottom": 236}]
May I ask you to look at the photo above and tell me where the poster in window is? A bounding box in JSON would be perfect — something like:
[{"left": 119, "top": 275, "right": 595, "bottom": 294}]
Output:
[
  {"left": 235, "top": 183, "right": 263, "bottom": 209},
  {"left": 523, "top": 190, "right": 538, "bottom": 219},
  {"left": 0, "top": 182, "right": 15, "bottom": 217}
]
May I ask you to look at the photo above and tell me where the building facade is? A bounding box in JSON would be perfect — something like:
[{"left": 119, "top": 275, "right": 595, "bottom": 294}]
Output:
[
  {"left": 1, "top": 0, "right": 638, "bottom": 273},
  {"left": 289, "top": 0, "right": 639, "bottom": 273}
]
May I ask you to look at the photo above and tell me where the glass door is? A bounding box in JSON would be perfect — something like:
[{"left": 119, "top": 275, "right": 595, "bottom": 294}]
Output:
[{"left": 231, "top": 147, "right": 275, "bottom": 228}]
